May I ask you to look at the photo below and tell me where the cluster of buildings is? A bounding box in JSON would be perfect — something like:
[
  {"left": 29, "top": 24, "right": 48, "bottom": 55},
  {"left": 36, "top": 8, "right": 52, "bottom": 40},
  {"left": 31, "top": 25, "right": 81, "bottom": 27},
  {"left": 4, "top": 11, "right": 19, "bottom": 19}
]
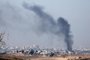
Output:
[
  {"left": 0, "top": 46, "right": 90, "bottom": 57},
  {"left": 0, "top": 46, "right": 67, "bottom": 57}
]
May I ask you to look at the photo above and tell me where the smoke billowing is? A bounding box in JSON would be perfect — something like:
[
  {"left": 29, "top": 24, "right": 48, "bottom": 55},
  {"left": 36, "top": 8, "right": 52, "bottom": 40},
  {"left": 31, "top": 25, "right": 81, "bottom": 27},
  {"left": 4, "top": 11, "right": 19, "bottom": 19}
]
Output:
[
  {"left": 57, "top": 18, "right": 73, "bottom": 51},
  {"left": 23, "top": 3, "right": 73, "bottom": 51},
  {"left": 0, "top": 0, "right": 73, "bottom": 51}
]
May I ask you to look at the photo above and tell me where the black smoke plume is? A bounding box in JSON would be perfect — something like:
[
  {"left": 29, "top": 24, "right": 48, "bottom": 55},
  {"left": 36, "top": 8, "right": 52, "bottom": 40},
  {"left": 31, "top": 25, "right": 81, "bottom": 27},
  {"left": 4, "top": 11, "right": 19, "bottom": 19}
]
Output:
[
  {"left": 23, "top": 3, "right": 56, "bottom": 33},
  {"left": 57, "top": 17, "right": 73, "bottom": 52},
  {"left": 23, "top": 3, "right": 73, "bottom": 52}
]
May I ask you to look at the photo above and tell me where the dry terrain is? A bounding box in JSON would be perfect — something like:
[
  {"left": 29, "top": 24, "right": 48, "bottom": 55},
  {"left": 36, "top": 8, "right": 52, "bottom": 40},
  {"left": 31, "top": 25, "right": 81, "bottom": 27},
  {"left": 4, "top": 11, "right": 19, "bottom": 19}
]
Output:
[{"left": 0, "top": 54, "right": 90, "bottom": 60}]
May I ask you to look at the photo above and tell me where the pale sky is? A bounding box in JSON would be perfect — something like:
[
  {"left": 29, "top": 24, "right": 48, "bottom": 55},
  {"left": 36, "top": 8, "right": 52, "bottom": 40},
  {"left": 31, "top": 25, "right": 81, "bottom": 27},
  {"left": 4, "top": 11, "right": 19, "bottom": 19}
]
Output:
[
  {"left": 0, "top": 0, "right": 90, "bottom": 49},
  {"left": 25, "top": 0, "right": 90, "bottom": 49}
]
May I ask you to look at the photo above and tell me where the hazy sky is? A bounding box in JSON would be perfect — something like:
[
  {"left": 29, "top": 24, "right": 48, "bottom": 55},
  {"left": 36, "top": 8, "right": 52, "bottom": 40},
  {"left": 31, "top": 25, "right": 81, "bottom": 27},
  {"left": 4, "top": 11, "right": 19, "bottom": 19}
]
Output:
[
  {"left": 0, "top": 0, "right": 90, "bottom": 49},
  {"left": 25, "top": 0, "right": 90, "bottom": 49}
]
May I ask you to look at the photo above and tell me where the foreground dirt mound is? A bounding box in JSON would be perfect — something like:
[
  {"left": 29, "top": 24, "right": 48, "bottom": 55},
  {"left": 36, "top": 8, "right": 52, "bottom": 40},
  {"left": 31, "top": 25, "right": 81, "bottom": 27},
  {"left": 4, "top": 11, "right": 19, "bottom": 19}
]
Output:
[
  {"left": 0, "top": 54, "right": 90, "bottom": 60},
  {"left": 0, "top": 57, "right": 23, "bottom": 60}
]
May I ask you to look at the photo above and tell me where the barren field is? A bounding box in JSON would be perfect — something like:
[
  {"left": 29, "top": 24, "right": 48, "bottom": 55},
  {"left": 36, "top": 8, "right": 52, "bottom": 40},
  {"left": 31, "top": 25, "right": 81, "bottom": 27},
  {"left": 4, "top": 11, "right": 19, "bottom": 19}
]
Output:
[{"left": 0, "top": 54, "right": 90, "bottom": 60}]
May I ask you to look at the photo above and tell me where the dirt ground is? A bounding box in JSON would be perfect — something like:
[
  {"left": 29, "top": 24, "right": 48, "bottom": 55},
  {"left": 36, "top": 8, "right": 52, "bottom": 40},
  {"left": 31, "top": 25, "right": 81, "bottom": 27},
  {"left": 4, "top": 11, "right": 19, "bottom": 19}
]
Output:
[{"left": 0, "top": 54, "right": 90, "bottom": 60}]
